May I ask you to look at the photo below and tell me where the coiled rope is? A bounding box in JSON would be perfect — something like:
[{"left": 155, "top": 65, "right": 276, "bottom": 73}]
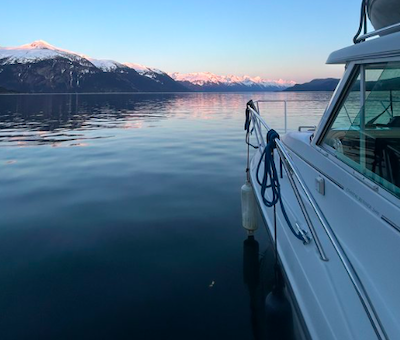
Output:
[
  {"left": 255, "top": 129, "right": 304, "bottom": 241},
  {"left": 245, "top": 101, "right": 305, "bottom": 241}
]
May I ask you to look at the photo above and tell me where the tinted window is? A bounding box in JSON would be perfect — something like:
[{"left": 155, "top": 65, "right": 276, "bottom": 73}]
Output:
[{"left": 322, "top": 63, "right": 400, "bottom": 198}]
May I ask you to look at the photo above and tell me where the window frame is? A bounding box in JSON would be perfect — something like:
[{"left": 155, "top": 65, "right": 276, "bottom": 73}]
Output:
[
  {"left": 313, "top": 57, "right": 400, "bottom": 204},
  {"left": 316, "top": 64, "right": 361, "bottom": 145}
]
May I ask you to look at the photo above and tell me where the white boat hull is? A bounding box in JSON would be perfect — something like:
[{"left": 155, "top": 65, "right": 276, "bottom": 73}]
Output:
[{"left": 249, "top": 130, "right": 400, "bottom": 339}]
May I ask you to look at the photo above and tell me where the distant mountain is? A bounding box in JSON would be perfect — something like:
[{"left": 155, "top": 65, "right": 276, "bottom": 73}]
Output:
[
  {"left": 0, "top": 41, "right": 188, "bottom": 93},
  {"left": 169, "top": 72, "right": 295, "bottom": 92},
  {"left": 0, "top": 40, "right": 297, "bottom": 93},
  {"left": 284, "top": 78, "right": 339, "bottom": 91}
]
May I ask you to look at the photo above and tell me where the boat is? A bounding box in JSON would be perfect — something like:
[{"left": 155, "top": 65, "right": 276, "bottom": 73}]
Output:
[{"left": 242, "top": 1, "right": 400, "bottom": 339}]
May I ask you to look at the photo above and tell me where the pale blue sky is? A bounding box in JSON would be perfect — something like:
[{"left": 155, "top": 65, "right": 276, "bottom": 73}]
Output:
[{"left": 1, "top": 0, "right": 362, "bottom": 82}]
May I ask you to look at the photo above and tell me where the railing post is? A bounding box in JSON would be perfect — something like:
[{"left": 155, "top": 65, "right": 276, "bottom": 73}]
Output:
[
  {"left": 360, "top": 65, "right": 366, "bottom": 169},
  {"left": 284, "top": 101, "right": 287, "bottom": 133}
]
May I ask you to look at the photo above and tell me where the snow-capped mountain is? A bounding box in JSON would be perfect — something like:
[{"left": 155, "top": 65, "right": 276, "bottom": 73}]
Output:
[
  {"left": 0, "top": 40, "right": 90, "bottom": 66},
  {"left": 169, "top": 72, "right": 295, "bottom": 91},
  {"left": 0, "top": 41, "right": 187, "bottom": 93},
  {"left": 0, "top": 40, "right": 295, "bottom": 93},
  {"left": 124, "top": 63, "right": 163, "bottom": 77},
  {"left": 88, "top": 59, "right": 124, "bottom": 72},
  {"left": 122, "top": 62, "right": 181, "bottom": 88}
]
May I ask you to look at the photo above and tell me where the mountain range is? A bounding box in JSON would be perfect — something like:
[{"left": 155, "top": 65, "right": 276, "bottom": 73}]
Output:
[
  {"left": 0, "top": 41, "right": 296, "bottom": 93},
  {"left": 284, "top": 78, "right": 339, "bottom": 91},
  {"left": 0, "top": 41, "right": 187, "bottom": 93},
  {"left": 169, "top": 72, "right": 295, "bottom": 92}
]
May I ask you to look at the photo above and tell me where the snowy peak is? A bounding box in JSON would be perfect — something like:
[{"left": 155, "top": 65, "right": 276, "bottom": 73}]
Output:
[
  {"left": 0, "top": 40, "right": 90, "bottom": 66},
  {"left": 0, "top": 41, "right": 166, "bottom": 78},
  {"left": 9, "top": 40, "right": 80, "bottom": 55},
  {"left": 89, "top": 58, "right": 124, "bottom": 72},
  {"left": 169, "top": 72, "right": 295, "bottom": 89},
  {"left": 123, "top": 62, "right": 166, "bottom": 80},
  {"left": 124, "top": 62, "right": 164, "bottom": 75},
  {"left": 20, "top": 40, "right": 58, "bottom": 50},
  {"left": 169, "top": 72, "right": 223, "bottom": 86}
]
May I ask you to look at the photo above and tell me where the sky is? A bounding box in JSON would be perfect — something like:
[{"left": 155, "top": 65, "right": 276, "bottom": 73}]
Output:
[{"left": 1, "top": 0, "right": 363, "bottom": 83}]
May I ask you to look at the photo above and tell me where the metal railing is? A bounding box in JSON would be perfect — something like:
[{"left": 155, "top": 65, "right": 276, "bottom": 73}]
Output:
[
  {"left": 355, "top": 21, "right": 400, "bottom": 44},
  {"left": 246, "top": 101, "right": 388, "bottom": 340},
  {"left": 247, "top": 103, "right": 329, "bottom": 261},
  {"left": 253, "top": 99, "right": 327, "bottom": 133}
]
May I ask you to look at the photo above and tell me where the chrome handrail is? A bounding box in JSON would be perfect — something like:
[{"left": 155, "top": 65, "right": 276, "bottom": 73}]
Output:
[
  {"left": 247, "top": 103, "right": 388, "bottom": 340},
  {"left": 254, "top": 99, "right": 328, "bottom": 134},
  {"left": 248, "top": 105, "right": 328, "bottom": 261},
  {"left": 298, "top": 126, "right": 316, "bottom": 132},
  {"left": 355, "top": 21, "right": 400, "bottom": 43}
]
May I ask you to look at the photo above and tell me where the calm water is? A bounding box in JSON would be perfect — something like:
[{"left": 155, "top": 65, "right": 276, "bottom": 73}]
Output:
[{"left": 0, "top": 92, "right": 330, "bottom": 339}]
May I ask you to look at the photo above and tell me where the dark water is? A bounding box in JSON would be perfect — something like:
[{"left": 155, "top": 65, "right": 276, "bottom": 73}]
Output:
[{"left": 0, "top": 92, "right": 329, "bottom": 339}]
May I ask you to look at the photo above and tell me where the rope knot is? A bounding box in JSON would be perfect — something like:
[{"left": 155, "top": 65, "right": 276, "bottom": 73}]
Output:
[
  {"left": 267, "top": 129, "right": 280, "bottom": 151},
  {"left": 244, "top": 100, "right": 256, "bottom": 131},
  {"left": 266, "top": 129, "right": 279, "bottom": 148}
]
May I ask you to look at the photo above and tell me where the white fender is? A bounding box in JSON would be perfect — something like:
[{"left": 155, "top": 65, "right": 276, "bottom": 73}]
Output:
[{"left": 241, "top": 181, "right": 258, "bottom": 234}]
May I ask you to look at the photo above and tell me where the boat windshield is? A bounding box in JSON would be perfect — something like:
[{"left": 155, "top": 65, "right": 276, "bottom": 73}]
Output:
[{"left": 322, "top": 62, "right": 400, "bottom": 198}]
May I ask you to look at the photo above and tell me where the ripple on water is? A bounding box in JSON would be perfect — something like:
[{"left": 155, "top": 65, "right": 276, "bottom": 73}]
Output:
[{"left": 0, "top": 92, "right": 329, "bottom": 339}]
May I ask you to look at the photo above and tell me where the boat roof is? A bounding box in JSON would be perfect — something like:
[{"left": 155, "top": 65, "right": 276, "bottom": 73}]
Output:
[{"left": 326, "top": 30, "right": 400, "bottom": 64}]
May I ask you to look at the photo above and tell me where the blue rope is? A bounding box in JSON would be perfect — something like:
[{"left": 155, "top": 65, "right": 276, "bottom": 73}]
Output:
[{"left": 256, "top": 129, "right": 304, "bottom": 241}]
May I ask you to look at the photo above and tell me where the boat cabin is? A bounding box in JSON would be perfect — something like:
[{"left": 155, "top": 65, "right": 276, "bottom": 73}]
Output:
[{"left": 313, "top": 30, "right": 400, "bottom": 201}]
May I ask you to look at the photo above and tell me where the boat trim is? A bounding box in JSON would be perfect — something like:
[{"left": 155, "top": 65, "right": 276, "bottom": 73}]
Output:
[
  {"left": 327, "top": 32, "right": 400, "bottom": 64},
  {"left": 248, "top": 103, "right": 388, "bottom": 340},
  {"left": 381, "top": 215, "right": 400, "bottom": 233}
]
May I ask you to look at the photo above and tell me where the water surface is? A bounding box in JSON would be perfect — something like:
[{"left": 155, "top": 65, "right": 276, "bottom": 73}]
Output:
[{"left": 0, "top": 92, "right": 330, "bottom": 339}]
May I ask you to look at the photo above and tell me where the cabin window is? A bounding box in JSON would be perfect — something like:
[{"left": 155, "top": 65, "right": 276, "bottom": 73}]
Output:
[{"left": 322, "top": 62, "right": 400, "bottom": 198}]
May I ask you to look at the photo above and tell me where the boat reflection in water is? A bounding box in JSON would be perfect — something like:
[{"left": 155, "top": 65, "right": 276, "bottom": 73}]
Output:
[{"left": 243, "top": 234, "right": 308, "bottom": 340}]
